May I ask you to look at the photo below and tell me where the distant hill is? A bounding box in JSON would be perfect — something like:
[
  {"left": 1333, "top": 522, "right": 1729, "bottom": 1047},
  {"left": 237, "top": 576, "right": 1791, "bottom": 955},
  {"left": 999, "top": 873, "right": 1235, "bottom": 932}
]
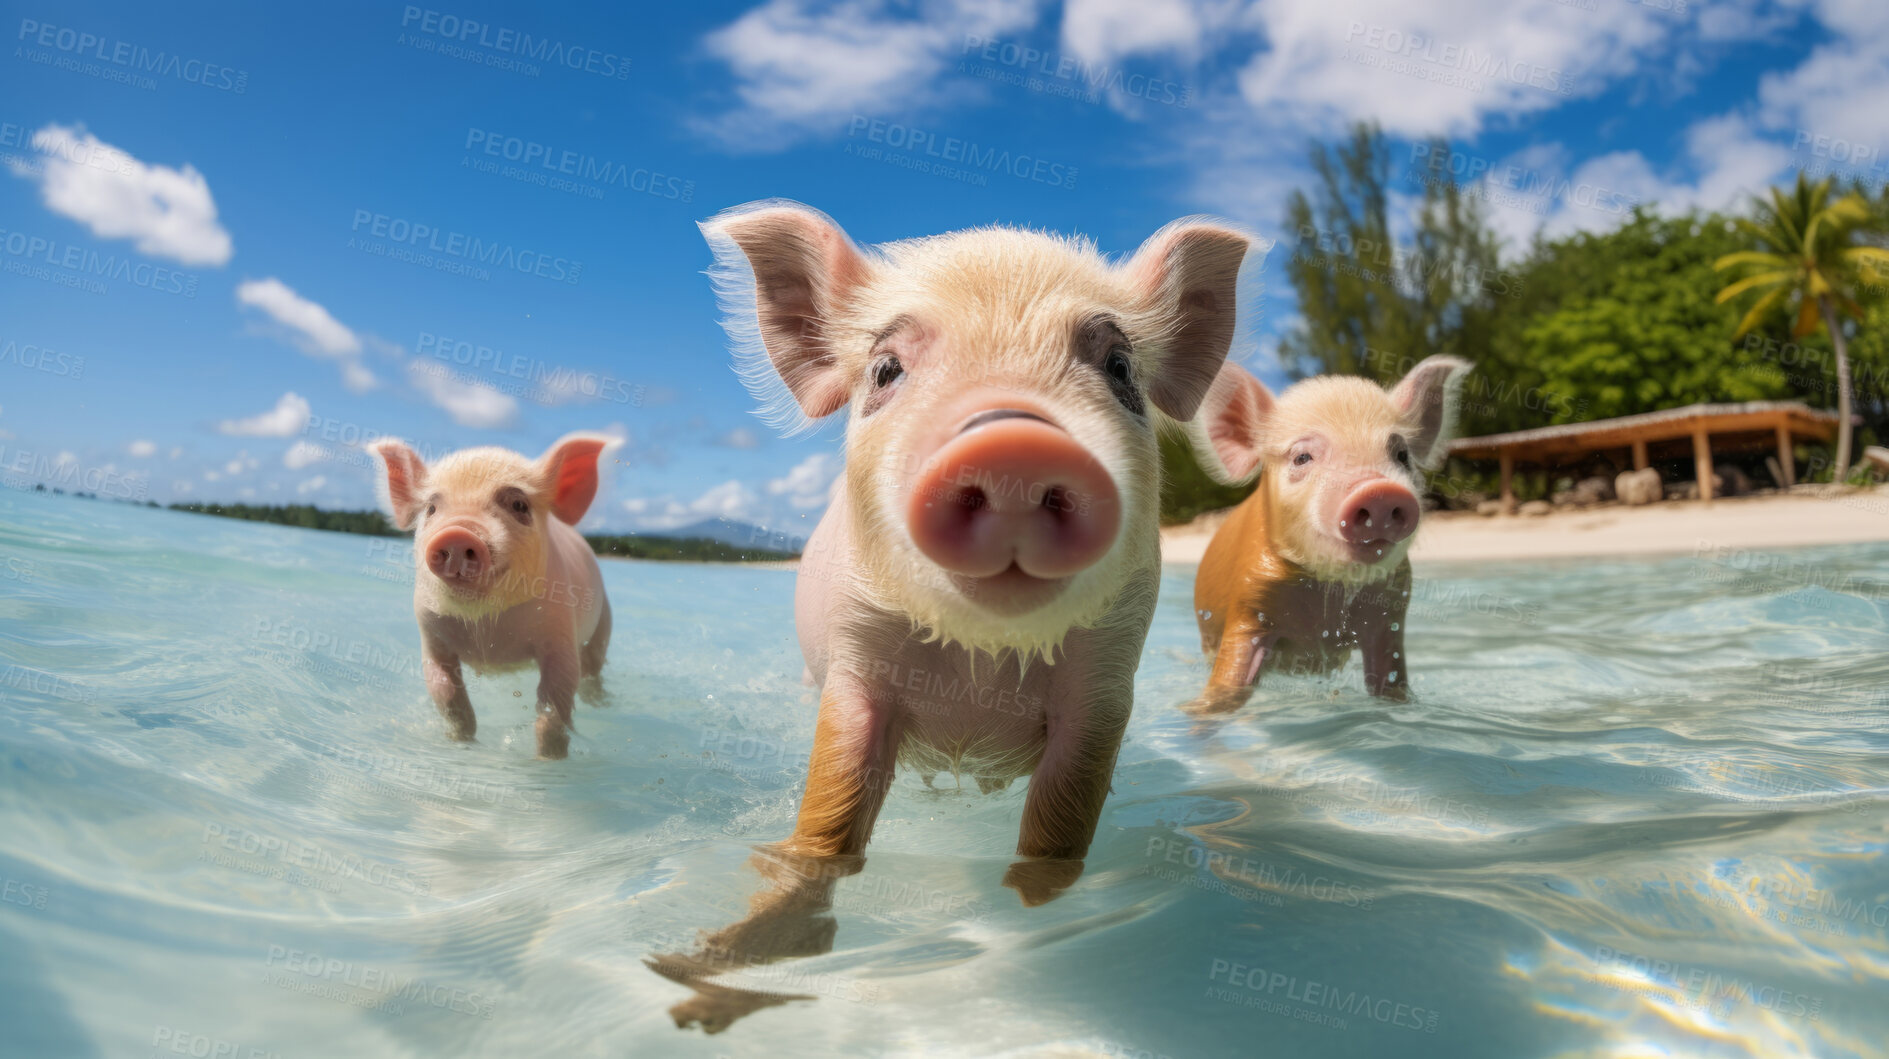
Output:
[
  {"left": 658, "top": 517, "right": 807, "bottom": 553},
  {"left": 163, "top": 503, "right": 799, "bottom": 562}
]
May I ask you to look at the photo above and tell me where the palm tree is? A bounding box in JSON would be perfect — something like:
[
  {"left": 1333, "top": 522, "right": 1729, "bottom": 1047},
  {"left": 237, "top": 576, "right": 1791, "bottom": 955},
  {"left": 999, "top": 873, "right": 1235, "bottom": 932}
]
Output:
[{"left": 1715, "top": 172, "right": 1889, "bottom": 479}]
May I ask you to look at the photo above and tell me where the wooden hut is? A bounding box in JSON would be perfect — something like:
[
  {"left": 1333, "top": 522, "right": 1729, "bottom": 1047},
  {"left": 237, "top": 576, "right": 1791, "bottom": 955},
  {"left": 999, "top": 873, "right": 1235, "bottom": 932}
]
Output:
[{"left": 1449, "top": 401, "right": 1845, "bottom": 505}]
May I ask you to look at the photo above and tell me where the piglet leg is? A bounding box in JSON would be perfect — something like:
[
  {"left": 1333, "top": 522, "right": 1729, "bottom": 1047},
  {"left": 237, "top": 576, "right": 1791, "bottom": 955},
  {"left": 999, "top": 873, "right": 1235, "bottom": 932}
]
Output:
[
  {"left": 422, "top": 644, "right": 475, "bottom": 741},
  {"left": 1186, "top": 616, "right": 1271, "bottom": 715},
  {"left": 783, "top": 679, "right": 900, "bottom": 858},
  {"left": 1360, "top": 615, "right": 1408, "bottom": 701},
  {"left": 534, "top": 641, "right": 581, "bottom": 759},
  {"left": 1007, "top": 717, "right": 1124, "bottom": 905},
  {"left": 579, "top": 598, "right": 611, "bottom": 707},
  {"left": 1359, "top": 566, "right": 1411, "bottom": 701}
]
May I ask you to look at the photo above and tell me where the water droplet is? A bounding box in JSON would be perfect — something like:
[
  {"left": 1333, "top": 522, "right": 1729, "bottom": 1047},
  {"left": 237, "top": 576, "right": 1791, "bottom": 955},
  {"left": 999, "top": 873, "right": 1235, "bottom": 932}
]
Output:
[
  {"left": 1388, "top": 671, "right": 1398, "bottom": 682},
  {"left": 1392, "top": 652, "right": 1401, "bottom": 659},
  {"left": 1390, "top": 623, "right": 1400, "bottom": 631}
]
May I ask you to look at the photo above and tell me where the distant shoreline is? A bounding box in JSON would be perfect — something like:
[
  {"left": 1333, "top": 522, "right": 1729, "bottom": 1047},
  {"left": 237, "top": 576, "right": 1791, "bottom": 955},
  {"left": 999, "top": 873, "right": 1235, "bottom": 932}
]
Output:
[
  {"left": 1159, "top": 485, "right": 1889, "bottom": 565},
  {"left": 157, "top": 500, "right": 798, "bottom": 563},
  {"left": 29, "top": 482, "right": 1889, "bottom": 570}
]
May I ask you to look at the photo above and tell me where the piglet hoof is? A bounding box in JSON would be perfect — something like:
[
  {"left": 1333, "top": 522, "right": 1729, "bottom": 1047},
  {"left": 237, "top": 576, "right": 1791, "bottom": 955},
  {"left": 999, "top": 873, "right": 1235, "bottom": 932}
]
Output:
[
  {"left": 662, "top": 981, "right": 807, "bottom": 1035},
  {"left": 1003, "top": 857, "right": 1085, "bottom": 907},
  {"left": 1367, "top": 681, "right": 1409, "bottom": 702},
  {"left": 535, "top": 720, "right": 571, "bottom": 760},
  {"left": 1180, "top": 686, "right": 1249, "bottom": 717},
  {"left": 579, "top": 674, "right": 614, "bottom": 708}
]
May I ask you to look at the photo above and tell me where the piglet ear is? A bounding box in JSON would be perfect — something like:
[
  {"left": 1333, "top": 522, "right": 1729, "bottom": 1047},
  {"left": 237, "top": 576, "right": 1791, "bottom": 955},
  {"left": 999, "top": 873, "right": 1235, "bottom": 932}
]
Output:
[
  {"left": 1186, "top": 361, "right": 1276, "bottom": 485},
  {"left": 1125, "top": 218, "right": 1255, "bottom": 422},
  {"left": 368, "top": 440, "right": 428, "bottom": 530},
  {"left": 1388, "top": 355, "right": 1473, "bottom": 470},
  {"left": 538, "top": 433, "right": 613, "bottom": 526},
  {"left": 701, "top": 201, "right": 874, "bottom": 433}
]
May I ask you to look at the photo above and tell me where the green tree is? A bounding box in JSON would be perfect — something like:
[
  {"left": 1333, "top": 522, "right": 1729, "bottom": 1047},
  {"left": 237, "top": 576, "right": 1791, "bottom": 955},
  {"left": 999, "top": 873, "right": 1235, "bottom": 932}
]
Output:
[
  {"left": 1714, "top": 172, "right": 1889, "bottom": 478},
  {"left": 1277, "top": 123, "right": 1502, "bottom": 386},
  {"left": 1506, "top": 210, "right": 1788, "bottom": 424}
]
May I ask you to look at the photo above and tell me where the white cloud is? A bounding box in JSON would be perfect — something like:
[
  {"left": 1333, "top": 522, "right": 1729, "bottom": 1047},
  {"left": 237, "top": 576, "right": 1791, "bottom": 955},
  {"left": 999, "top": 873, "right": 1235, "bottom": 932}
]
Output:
[
  {"left": 283, "top": 440, "right": 328, "bottom": 470},
  {"left": 15, "top": 124, "right": 233, "bottom": 266},
  {"left": 167, "top": 446, "right": 183, "bottom": 460},
  {"left": 715, "top": 426, "right": 763, "bottom": 449},
  {"left": 1235, "top": 0, "right": 1675, "bottom": 140},
  {"left": 406, "top": 361, "right": 517, "bottom": 428},
  {"left": 218, "top": 393, "right": 311, "bottom": 438},
  {"left": 127, "top": 439, "right": 156, "bottom": 458},
  {"left": 1756, "top": 0, "right": 1889, "bottom": 155},
  {"left": 1061, "top": 0, "right": 1229, "bottom": 66},
  {"left": 235, "top": 277, "right": 378, "bottom": 392},
  {"left": 1070, "top": 0, "right": 1799, "bottom": 247},
  {"left": 236, "top": 278, "right": 361, "bottom": 357},
  {"left": 622, "top": 479, "right": 768, "bottom": 530},
  {"left": 341, "top": 360, "right": 378, "bottom": 393},
  {"left": 296, "top": 475, "right": 327, "bottom": 495},
  {"left": 767, "top": 451, "right": 844, "bottom": 509},
  {"left": 698, "top": 0, "right": 1041, "bottom": 147},
  {"left": 689, "top": 479, "right": 765, "bottom": 522},
  {"left": 1476, "top": 112, "right": 1793, "bottom": 250}
]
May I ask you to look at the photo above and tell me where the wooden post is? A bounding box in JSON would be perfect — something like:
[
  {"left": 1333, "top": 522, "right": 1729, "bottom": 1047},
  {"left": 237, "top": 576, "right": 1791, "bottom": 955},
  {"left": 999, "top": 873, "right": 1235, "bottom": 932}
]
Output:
[
  {"left": 1692, "top": 427, "right": 1714, "bottom": 502},
  {"left": 1498, "top": 448, "right": 1515, "bottom": 512},
  {"left": 1775, "top": 420, "right": 1796, "bottom": 488},
  {"left": 1631, "top": 438, "right": 1649, "bottom": 470}
]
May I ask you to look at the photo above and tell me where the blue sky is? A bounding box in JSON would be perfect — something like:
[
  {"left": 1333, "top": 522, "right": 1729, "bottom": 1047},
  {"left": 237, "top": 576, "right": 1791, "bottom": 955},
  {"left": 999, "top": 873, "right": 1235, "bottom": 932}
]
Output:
[{"left": 2, "top": 0, "right": 1882, "bottom": 535}]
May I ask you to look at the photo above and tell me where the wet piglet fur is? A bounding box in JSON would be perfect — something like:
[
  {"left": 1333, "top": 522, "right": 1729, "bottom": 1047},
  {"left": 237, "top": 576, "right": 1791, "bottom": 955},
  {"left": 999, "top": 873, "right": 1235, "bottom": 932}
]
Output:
[{"left": 1185, "top": 355, "right": 1471, "bottom": 713}]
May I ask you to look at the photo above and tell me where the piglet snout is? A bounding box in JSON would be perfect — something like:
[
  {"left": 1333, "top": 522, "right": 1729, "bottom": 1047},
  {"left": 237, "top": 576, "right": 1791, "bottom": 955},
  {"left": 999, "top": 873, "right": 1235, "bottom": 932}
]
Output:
[
  {"left": 906, "top": 412, "right": 1121, "bottom": 582},
  {"left": 426, "top": 527, "right": 491, "bottom": 585},
  {"left": 1339, "top": 479, "right": 1418, "bottom": 545}
]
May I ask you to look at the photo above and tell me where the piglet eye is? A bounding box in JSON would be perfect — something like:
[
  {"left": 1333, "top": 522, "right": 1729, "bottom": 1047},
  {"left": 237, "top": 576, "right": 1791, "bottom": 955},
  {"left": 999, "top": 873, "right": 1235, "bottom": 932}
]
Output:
[
  {"left": 1100, "top": 346, "right": 1143, "bottom": 414},
  {"left": 1395, "top": 447, "right": 1411, "bottom": 468},
  {"left": 512, "top": 498, "right": 529, "bottom": 514},
  {"left": 425, "top": 503, "right": 437, "bottom": 516},
  {"left": 872, "top": 355, "right": 904, "bottom": 389},
  {"left": 1294, "top": 452, "right": 1314, "bottom": 467}
]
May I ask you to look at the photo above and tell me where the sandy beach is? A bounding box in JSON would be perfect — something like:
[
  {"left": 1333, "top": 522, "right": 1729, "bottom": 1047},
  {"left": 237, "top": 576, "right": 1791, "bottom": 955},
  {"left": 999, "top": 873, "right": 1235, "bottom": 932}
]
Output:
[{"left": 1159, "top": 485, "right": 1889, "bottom": 565}]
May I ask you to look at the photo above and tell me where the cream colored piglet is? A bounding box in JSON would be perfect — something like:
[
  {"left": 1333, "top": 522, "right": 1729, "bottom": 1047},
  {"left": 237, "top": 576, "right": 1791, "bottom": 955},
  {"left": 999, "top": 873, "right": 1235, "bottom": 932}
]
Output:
[
  {"left": 702, "top": 200, "right": 1254, "bottom": 900},
  {"left": 369, "top": 435, "right": 613, "bottom": 758}
]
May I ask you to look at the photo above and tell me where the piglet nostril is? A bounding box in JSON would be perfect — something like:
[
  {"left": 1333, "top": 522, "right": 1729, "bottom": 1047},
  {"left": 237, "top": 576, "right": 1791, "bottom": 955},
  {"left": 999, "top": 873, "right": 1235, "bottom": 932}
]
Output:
[
  {"left": 1338, "top": 481, "right": 1421, "bottom": 547},
  {"left": 1043, "top": 485, "right": 1069, "bottom": 518},
  {"left": 426, "top": 528, "right": 489, "bottom": 583}
]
